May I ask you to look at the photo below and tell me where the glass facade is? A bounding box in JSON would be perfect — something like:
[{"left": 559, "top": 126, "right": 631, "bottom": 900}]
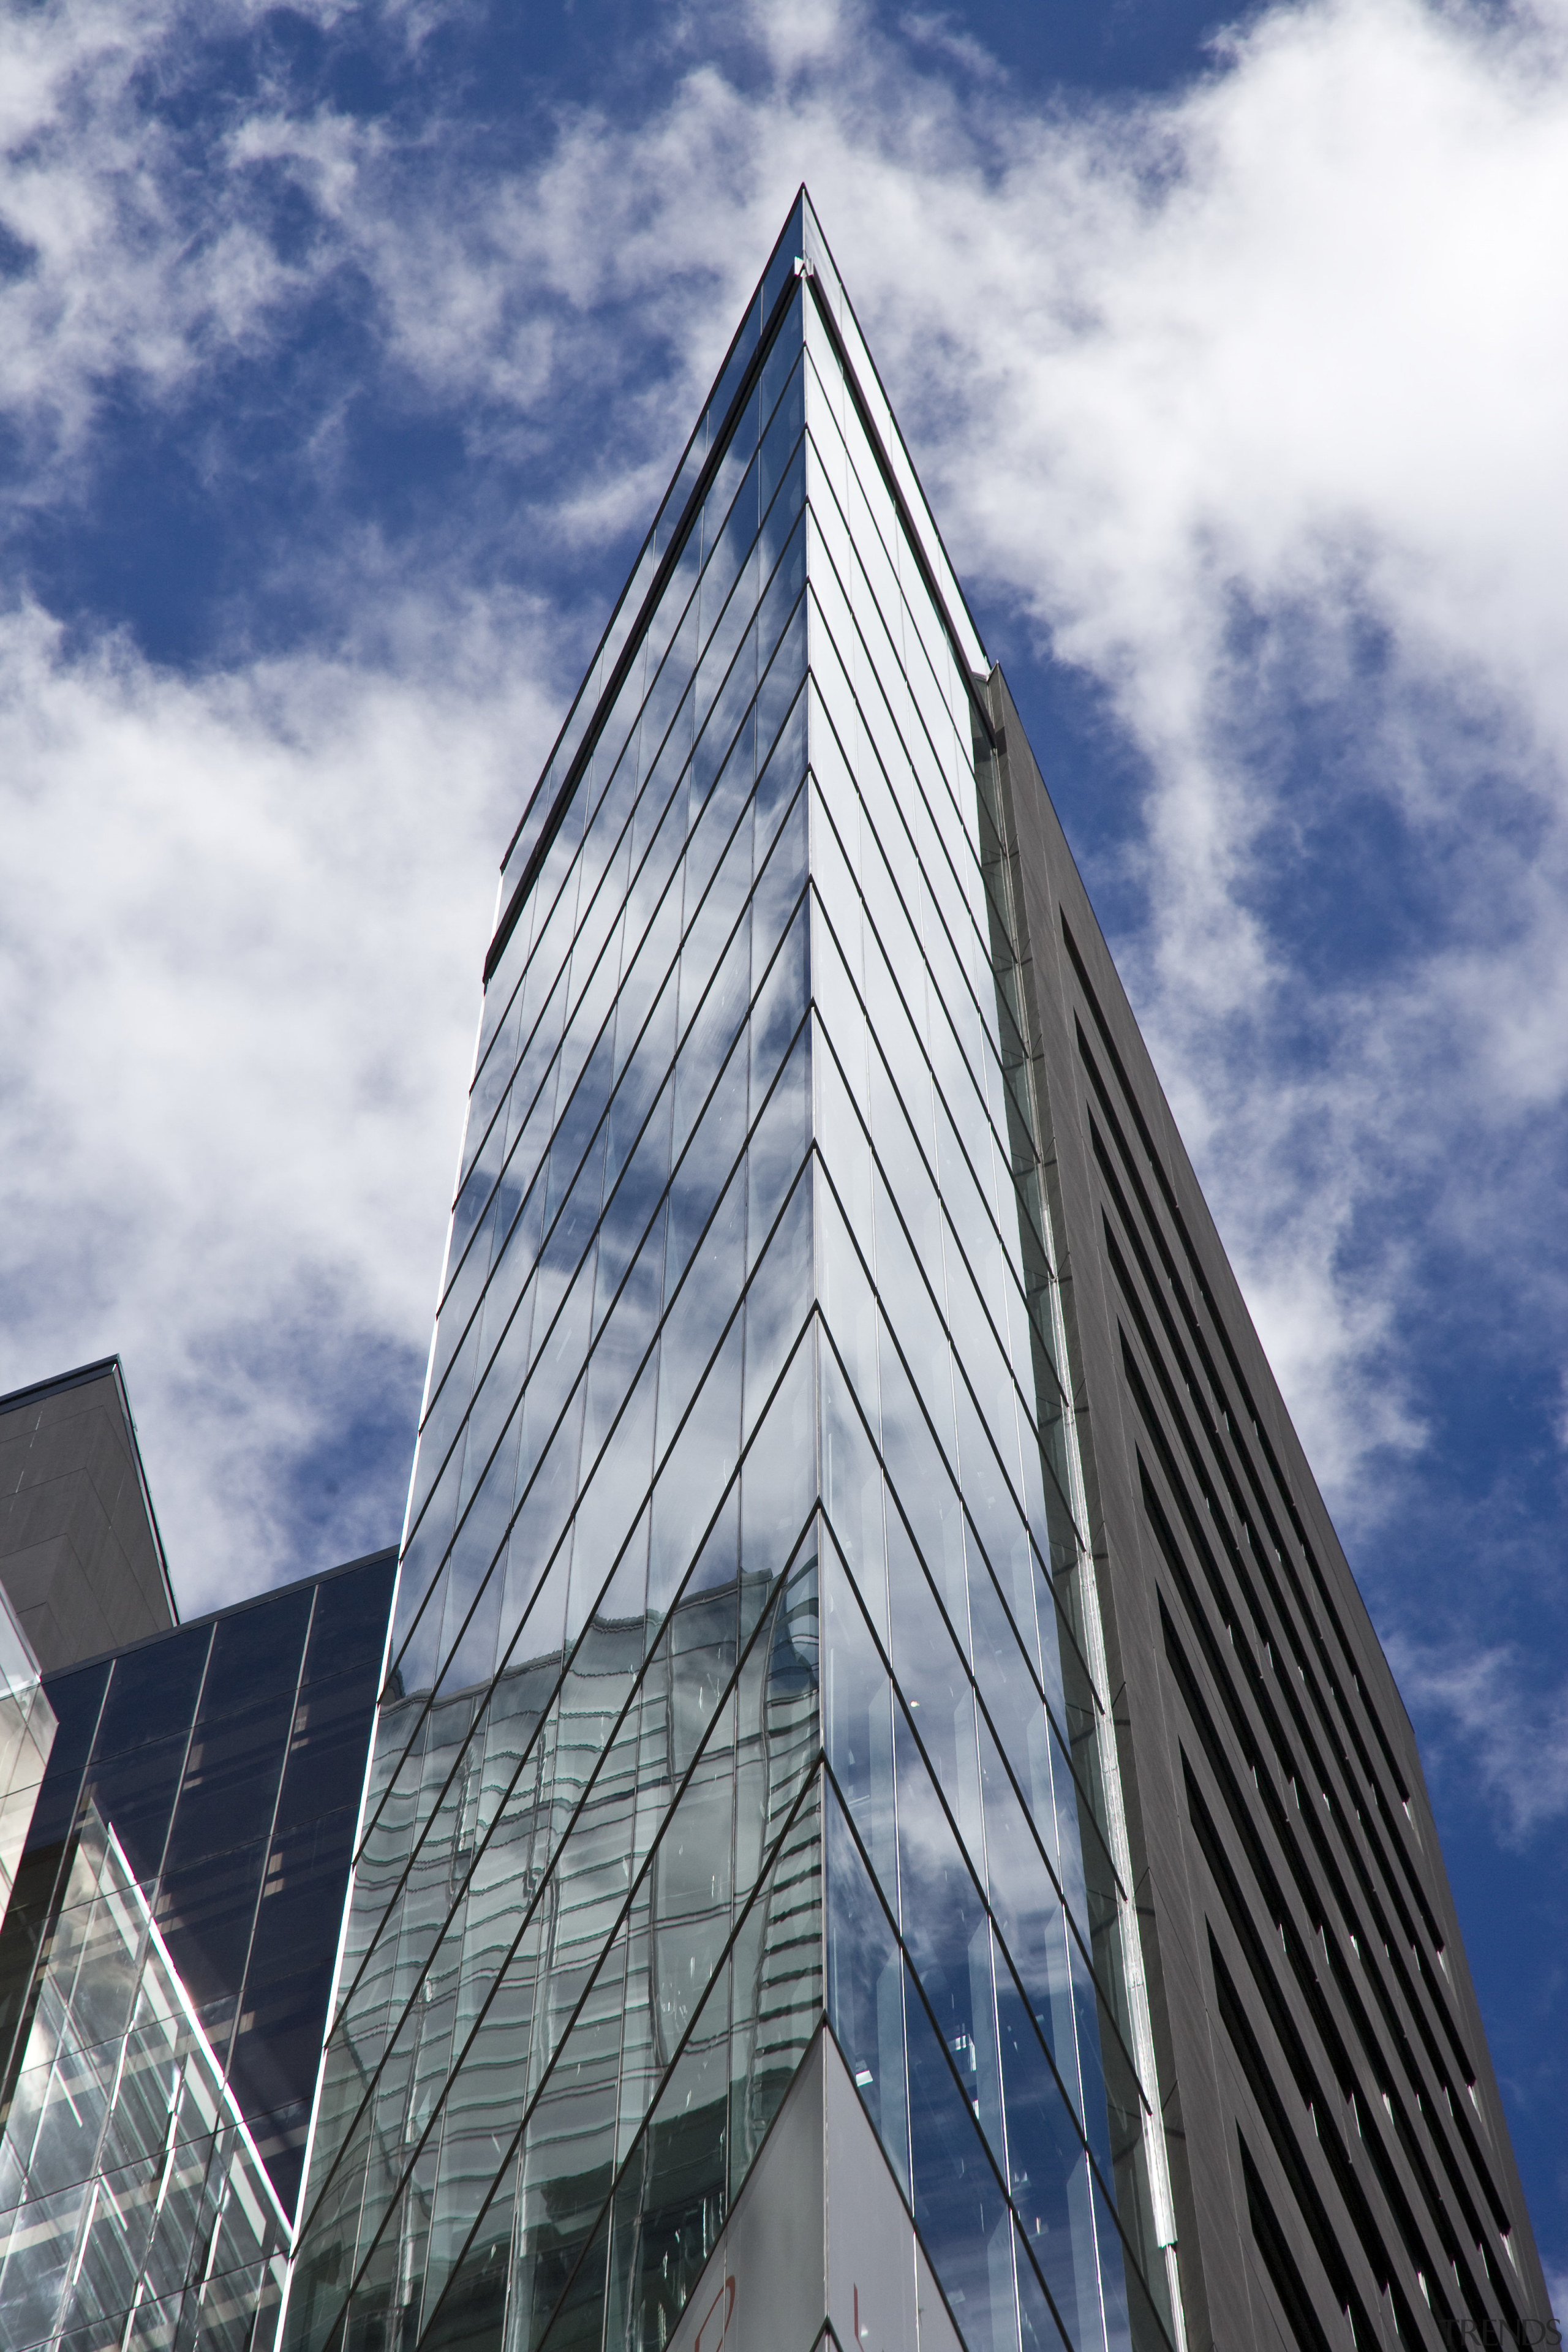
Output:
[
  {"left": 0, "top": 1585, "right": 55, "bottom": 1934},
  {"left": 0, "top": 1548, "right": 394, "bottom": 2350},
  {"left": 283, "top": 195, "right": 1182, "bottom": 2352}
]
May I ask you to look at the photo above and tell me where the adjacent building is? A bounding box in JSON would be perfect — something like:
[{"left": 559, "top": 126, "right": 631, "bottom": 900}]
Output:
[
  {"left": 0, "top": 1360, "right": 177, "bottom": 1675},
  {"left": 0, "top": 1518, "right": 394, "bottom": 2350},
  {"left": 0, "top": 1586, "right": 55, "bottom": 1945},
  {"left": 276, "top": 189, "right": 1556, "bottom": 2352}
]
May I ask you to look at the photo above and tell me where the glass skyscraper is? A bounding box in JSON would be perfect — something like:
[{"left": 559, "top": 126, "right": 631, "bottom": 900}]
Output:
[{"left": 278, "top": 191, "right": 1555, "bottom": 2352}]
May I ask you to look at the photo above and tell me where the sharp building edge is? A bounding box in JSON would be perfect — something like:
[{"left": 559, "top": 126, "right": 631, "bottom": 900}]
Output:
[{"left": 0, "top": 191, "right": 1550, "bottom": 2352}]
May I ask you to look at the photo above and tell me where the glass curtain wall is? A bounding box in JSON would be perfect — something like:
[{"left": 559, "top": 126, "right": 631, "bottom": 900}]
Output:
[
  {"left": 284, "top": 210, "right": 824, "bottom": 2352},
  {"left": 0, "top": 1800, "right": 293, "bottom": 2352},
  {"left": 793, "top": 223, "right": 1177, "bottom": 2352},
  {"left": 0, "top": 1553, "right": 393, "bottom": 2351},
  {"left": 0, "top": 1585, "right": 54, "bottom": 1929},
  {"left": 283, "top": 193, "right": 1176, "bottom": 2352}
]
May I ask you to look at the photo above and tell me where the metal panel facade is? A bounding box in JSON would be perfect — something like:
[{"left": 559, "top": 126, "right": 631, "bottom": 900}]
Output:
[{"left": 988, "top": 667, "right": 1554, "bottom": 2351}]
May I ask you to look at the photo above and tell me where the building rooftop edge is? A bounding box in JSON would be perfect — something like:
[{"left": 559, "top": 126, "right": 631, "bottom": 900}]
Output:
[
  {"left": 39, "top": 1544, "right": 398, "bottom": 1686},
  {"left": 0, "top": 1352, "right": 183, "bottom": 1633},
  {"left": 0, "top": 1355, "right": 124, "bottom": 1417}
]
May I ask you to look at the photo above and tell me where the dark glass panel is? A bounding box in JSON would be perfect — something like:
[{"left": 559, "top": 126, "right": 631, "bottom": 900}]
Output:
[
  {"left": 163, "top": 1694, "right": 293, "bottom": 1866},
  {"left": 240, "top": 1807, "right": 358, "bottom": 1981},
  {"left": 25, "top": 1660, "right": 110, "bottom": 1852},
  {"left": 303, "top": 1557, "right": 396, "bottom": 1685},
  {"left": 91, "top": 1626, "right": 209, "bottom": 1762},
  {"left": 272, "top": 1673, "right": 380, "bottom": 1841},
  {"left": 227, "top": 1936, "right": 342, "bottom": 2206},
  {"left": 83, "top": 1730, "right": 190, "bottom": 1887},
  {"left": 155, "top": 1837, "right": 270, "bottom": 2043},
  {"left": 246, "top": 2111, "right": 309, "bottom": 2219},
  {"left": 207, "top": 1585, "right": 313, "bottom": 1714}
]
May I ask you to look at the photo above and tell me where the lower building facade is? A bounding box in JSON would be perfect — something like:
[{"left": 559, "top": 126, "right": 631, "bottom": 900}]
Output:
[{"left": 0, "top": 1548, "right": 395, "bottom": 2350}]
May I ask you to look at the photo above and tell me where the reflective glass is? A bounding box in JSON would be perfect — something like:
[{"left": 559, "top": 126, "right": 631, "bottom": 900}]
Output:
[
  {"left": 0, "top": 1556, "right": 392, "bottom": 2351},
  {"left": 289, "top": 190, "right": 1176, "bottom": 2352}
]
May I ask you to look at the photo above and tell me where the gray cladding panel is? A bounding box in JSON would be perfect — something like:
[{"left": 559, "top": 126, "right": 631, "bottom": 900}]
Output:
[
  {"left": 986, "top": 664, "right": 1553, "bottom": 2346},
  {"left": 664, "top": 2030, "right": 964, "bottom": 2352},
  {"left": 0, "top": 1369, "right": 174, "bottom": 1672}
]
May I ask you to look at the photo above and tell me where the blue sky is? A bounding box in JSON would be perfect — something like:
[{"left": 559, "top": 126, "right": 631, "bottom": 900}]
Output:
[{"left": 1, "top": 0, "right": 1564, "bottom": 2299}]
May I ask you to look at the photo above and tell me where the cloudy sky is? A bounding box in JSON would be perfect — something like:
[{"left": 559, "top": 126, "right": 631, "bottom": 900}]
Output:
[{"left": 2, "top": 0, "right": 1565, "bottom": 2293}]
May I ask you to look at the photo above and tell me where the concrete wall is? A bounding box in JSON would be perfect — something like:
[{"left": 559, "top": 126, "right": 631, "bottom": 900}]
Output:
[
  {"left": 989, "top": 665, "right": 1553, "bottom": 2352},
  {"left": 666, "top": 2026, "right": 964, "bottom": 2352}
]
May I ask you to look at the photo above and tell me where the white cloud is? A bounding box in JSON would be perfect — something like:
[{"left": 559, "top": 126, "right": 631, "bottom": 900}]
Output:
[
  {"left": 0, "top": 0, "right": 295, "bottom": 466},
  {"left": 0, "top": 597, "right": 552, "bottom": 1612},
  {"left": 7, "top": 0, "right": 1568, "bottom": 1811},
  {"left": 1387, "top": 1635, "right": 1568, "bottom": 1842}
]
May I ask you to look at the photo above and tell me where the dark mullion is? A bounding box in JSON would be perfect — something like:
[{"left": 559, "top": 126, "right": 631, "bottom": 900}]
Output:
[
  {"left": 822, "top": 1750, "right": 1169, "bottom": 2352},
  {"left": 392, "top": 704, "right": 809, "bottom": 1706},
  {"left": 809, "top": 1065, "right": 1106, "bottom": 1823},
  {"left": 509, "top": 1758, "right": 828, "bottom": 2352},
  {"left": 434, "top": 448, "right": 810, "bottom": 1359},
  {"left": 486, "top": 272, "right": 809, "bottom": 985},
  {"left": 800, "top": 350, "right": 982, "bottom": 912},
  {"left": 810, "top": 883, "right": 1082, "bottom": 1562},
  {"left": 809, "top": 832, "right": 1072, "bottom": 1459},
  {"left": 341, "top": 1024, "right": 815, "bottom": 2054},
  {"left": 340, "top": 1615, "right": 824, "bottom": 2351},
  {"left": 814, "top": 1310, "right": 1134, "bottom": 2048},
  {"left": 803, "top": 477, "right": 1014, "bottom": 1125},
  {"left": 804, "top": 578, "right": 1059, "bottom": 1324},
  {"left": 304, "top": 1275, "right": 820, "bottom": 2247}
]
